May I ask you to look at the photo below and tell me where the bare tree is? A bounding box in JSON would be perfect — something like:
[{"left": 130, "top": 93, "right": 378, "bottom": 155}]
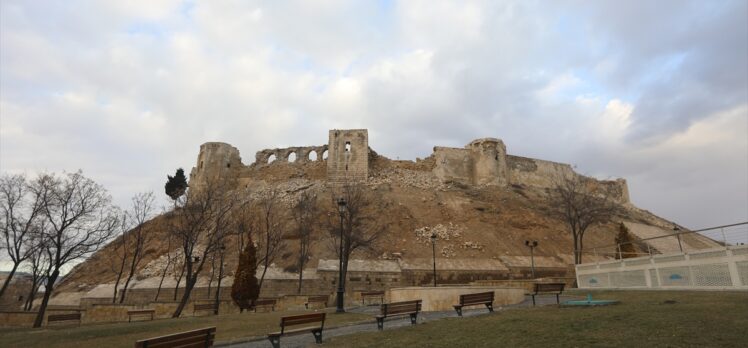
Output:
[
  {"left": 118, "top": 192, "right": 155, "bottom": 303},
  {"left": 109, "top": 212, "right": 129, "bottom": 303},
  {"left": 550, "top": 173, "right": 618, "bottom": 264},
  {"left": 0, "top": 174, "right": 44, "bottom": 299},
  {"left": 328, "top": 183, "right": 386, "bottom": 298},
  {"left": 255, "top": 190, "right": 286, "bottom": 293},
  {"left": 31, "top": 171, "right": 119, "bottom": 328},
  {"left": 170, "top": 181, "right": 237, "bottom": 318},
  {"left": 291, "top": 190, "right": 318, "bottom": 294}
]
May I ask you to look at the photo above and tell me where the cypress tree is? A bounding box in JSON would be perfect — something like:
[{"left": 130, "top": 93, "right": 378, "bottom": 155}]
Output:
[{"left": 231, "top": 235, "right": 260, "bottom": 312}]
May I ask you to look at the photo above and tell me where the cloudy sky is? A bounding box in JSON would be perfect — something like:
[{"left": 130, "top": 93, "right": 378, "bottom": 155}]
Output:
[{"left": 1, "top": 0, "right": 746, "bottom": 233}]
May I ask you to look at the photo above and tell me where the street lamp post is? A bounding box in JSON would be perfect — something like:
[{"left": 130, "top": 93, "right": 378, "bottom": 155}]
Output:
[
  {"left": 336, "top": 198, "right": 347, "bottom": 313},
  {"left": 214, "top": 245, "right": 226, "bottom": 315},
  {"left": 524, "top": 240, "right": 538, "bottom": 279},
  {"left": 430, "top": 233, "right": 437, "bottom": 287}
]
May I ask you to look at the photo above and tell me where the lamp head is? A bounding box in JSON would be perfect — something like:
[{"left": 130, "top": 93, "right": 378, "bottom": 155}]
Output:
[{"left": 337, "top": 197, "right": 347, "bottom": 214}]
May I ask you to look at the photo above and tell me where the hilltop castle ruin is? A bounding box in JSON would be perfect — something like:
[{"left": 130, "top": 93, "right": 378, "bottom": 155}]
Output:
[{"left": 189, "top": 129, "right": 629, "bottom": 203}]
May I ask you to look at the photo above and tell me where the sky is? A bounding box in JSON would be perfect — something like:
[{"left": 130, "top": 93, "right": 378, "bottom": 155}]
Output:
[{"left": 1, "top": 0, "right": 746, "bottom": 238}]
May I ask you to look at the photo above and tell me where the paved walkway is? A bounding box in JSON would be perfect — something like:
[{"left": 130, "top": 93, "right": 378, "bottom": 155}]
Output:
[{"left": 219, "top": 295, "right": 579, "bottom": 348}]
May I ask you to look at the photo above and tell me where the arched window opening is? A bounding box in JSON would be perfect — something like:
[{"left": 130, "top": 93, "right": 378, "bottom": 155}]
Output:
[
  {"left": 322, "top": 150, "right": 328, "bottom": 160},
  {"left": 308, "top": 150, "right": 318, "bottom": 161},
  {"left": 268, "top": 154, "right": 277, "bottom": 163},
  {"left": 345, "top": 141, "right": 351, "bottom": 152},
  {"left": 288, "top": 152, "right": 297, "bottom": 162}
]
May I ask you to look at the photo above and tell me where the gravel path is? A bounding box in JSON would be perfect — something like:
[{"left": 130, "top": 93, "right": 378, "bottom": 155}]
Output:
[{"left": 219, "top": 295, "right": 579, "bottom": 348}]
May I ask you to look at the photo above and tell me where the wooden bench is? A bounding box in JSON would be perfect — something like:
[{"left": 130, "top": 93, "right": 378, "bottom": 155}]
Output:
[
  {"left": 135, "top": 326, "right": 215, "bottom": 348},
  {"left": 375, "top": 300, "right": 421, "bottom": 331},
  {"left": 267, "top": 312, "right": 325, "bottom": 348},
  {"left": 253, "top": 298, "right": 277, "bottom": 312},
  {"left": 360, "top": 291, "right": 385, "bottom": 306},
  {"left": 193, "top": 303, "right": 216, "bottom": 316},
  {"left": 47, "top": 312, "right": 81, "bottom": 326},
  {"left": 530, "top": 283, "right": 565, "bottom": 306},
  {"left": 128, "top": 309, "right": 155, "bottom": 322},
  {"left": 453, "top": 291, "right": 494, "bottom": 317},
  {"left": 305, "top": 295, "right": 328, "bottom": 309}
]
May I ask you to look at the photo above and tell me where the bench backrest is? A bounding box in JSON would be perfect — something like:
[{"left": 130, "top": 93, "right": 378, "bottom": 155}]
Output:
[
  {"left": 255, "top": 299, "right": 277, "bottom": 306},
  {"left": 48, "top": 313, "right": 81, "bottom": 322},
  {"left": 134, "top": 327, "right": 215, "bottom": 348},
  {"left": 128, "top": 309, "right": 155, "bottom": 314},
  {"left": 361, "top": 291, "right": 384, "bottom": 297},
  {"left": 308, "top": 295, "right": 328, "bottom": 302},
  {"left": 381, "top": 300, "right": 421, "bottom": 316},
  {"left": 280, "top": 313, "right": 326, "bottom": 334},
  {"left": 534, "top": 283, "right": 565, "bottom": 293},
  {"left": 459, "top": 291, "right": 494, "bottom": 305},
  {"left": 193, "top": 303, "right": 215, "bottom": 311}
]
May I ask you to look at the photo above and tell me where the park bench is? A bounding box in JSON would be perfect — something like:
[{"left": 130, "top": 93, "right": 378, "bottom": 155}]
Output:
[
  {"left": 360, "top": 291, "right": 385, "bottom": 306},
  {"left": 253, "top": 298, "right": 277, "bottom": 312},
  {"left": 453, "top": 291, "right": 495, "bottom": 317},
  {"left": 134, "top": 326, "right": 215, "bottom": 348},
  {"left": 305, "top": 295, "right": 328, "bottom": 309},
  {"left": 47, "top": 312, "right": 81, "bottom": 326},
  {"left": 193, "top": 303, "right": 217, "bottom": 316},
  {"left": 267, "top": 312, "right": 326, "bottom": 348},
  {"left": 530, "top": 282, "right": 565, "bottom": 306},
  {"left": 375, "top": 299, "right": 421, "bottom": 331},
  {"left": 128, "top": 309, "right": 155, "bottom": 322}
]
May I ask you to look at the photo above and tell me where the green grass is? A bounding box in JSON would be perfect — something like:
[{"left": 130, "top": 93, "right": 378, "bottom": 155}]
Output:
[
  {"left": 323, "top": 291, "right": 748, "bottom": 348},
  {"left": 0, "top": 308, "right": 369, "bottom": 348}
]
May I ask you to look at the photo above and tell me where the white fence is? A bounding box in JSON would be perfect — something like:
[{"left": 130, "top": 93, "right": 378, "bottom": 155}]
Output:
[{"left": 576, "top": 244, "right": 748, "bottom": 290}]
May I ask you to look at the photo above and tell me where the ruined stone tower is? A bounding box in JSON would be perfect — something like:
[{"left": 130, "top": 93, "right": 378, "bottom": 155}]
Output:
[
  {"left": 189, "top": 142, "right": 243, "bottom": 190},
  {"left": 326, "top": 129, "right": 369, "bottom": 184}
]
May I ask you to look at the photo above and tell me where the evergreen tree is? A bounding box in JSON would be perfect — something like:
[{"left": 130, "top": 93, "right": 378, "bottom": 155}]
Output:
[
  {"left": 164, "top": 168, "right": 188, "bottom": 204},
  {"left": 231, "top": 234, "right": 260, "bottom": 312}
]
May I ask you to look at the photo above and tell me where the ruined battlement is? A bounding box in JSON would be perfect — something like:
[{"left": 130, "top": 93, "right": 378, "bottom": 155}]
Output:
[{"left": 189, "top": 129, "right": 630, "bottom": 203}]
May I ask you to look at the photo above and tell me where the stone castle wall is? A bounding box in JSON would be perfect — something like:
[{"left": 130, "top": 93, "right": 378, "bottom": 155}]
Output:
[{"left": 189, "top": 129, "right": 629, "bottom": 203}]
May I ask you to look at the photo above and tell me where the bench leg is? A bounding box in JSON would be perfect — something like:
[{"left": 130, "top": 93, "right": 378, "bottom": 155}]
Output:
[
  {"left": 312, "top": 329, "right": 323, "bottom": 344},
  {"left": 486, "top": 303, "right": 494, "bottom": 313},
  {"left": 268, "top": 336, "right": 280, "bottom": 348},
  {"left": 556, "top": 293, "right": 560, "bottom": 306},
  {"left": 377, "top": 317, "right": 384, "bottom": 331},
  {"left": 455, "top": 307, "right": 463, "bottom": 317},
  {"left": 410, "top": 313, "right": 418, "bottom": 325},
  {"left": 531, "top": 295, "right": 536, "bottom": 306}
]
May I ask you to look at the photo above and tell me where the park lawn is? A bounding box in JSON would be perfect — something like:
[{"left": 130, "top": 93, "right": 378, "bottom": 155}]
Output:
[
  {"left": 324, "top": 290, "right": 748, "bottom": 348},
  {"left": 0, "top": 308, "right": 370, "bottom": 348}
]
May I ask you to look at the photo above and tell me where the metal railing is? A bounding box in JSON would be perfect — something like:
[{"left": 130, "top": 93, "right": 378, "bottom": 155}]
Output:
[{"left": 582, "top": 222, "right": 748, "bottom": 260}]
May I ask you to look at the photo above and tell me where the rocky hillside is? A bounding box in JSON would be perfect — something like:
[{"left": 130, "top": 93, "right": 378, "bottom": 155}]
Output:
[{"left": 53, "top": 151, "right": 714, "bottom": 298}]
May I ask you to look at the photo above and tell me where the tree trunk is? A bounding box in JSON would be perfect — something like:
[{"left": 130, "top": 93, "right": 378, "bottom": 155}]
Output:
[
  {"left": 119, "top": 248, "right": 141, "bottom": 304},
  {"left": 24, "top": 279, "right": 40, "bottom": 311},
  {"left": 154, "top": 262, "right": 169, "bottom": 302},
  {"left": 172, "top": 275, "right": 196, "bottom": 318},
  {"left": 33, "top": 269, "right": 59, "bottom": 328},
  {"left": 0, "top": 262, "right": 19, "bottom": 300},
  {"left": 155, "top": 237, "right": 173, "bottom": 301},
  {"left": 173, "top": 263, "right": 185, "bottom": 301},
  {"left": 257, "top": 263, "right": 269, "bottom": 296},
  {"left": 297, "top": 264, "right": 304, "bottom": 294}
]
